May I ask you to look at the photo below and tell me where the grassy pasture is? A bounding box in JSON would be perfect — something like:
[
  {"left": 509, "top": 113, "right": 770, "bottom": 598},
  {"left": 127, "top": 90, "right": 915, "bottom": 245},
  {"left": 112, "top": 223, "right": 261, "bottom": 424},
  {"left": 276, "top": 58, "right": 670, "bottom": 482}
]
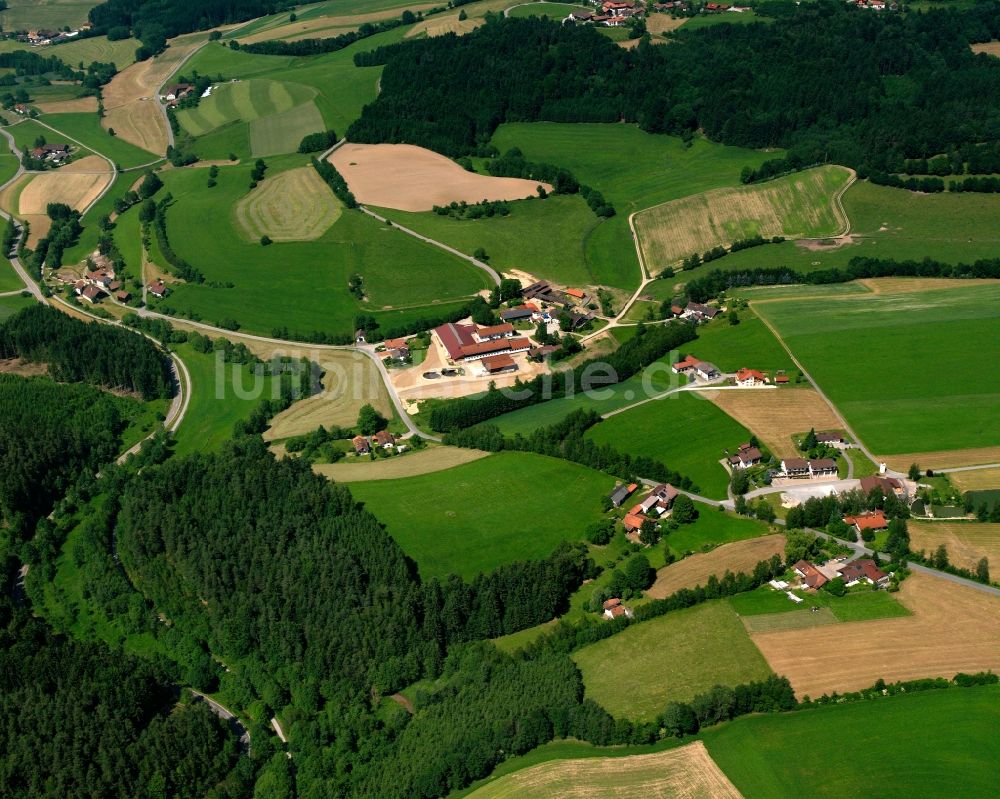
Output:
[
  {"left": 0, "top": 0, "right": 94, "bottom": 30},
  {"left": 756, "top": 283, "right": 1000, "bottom": 456},
  {"left": 176, "top": 78, "right": 316, "bottom": 137},
  {"left": 635, "top": 165, "right": 852, "bottom": 273},
  {"left": 710, "top": 179, "right": 1000, "bottom": 274},
  {"left": 156, "top": 158, "right": 489, "bottom": 337},
  {"left": 234, "top": 165, "right": 341, "bottom": 241},
  {"left": 585, "top": 392, "right": 750, "bottom": 498},
  {"left": 249, "top": 101, "right": 324, "bottom": 156},
  {"left": 464, "top": 742, "right": 741, "bottom": 799},
  {"left": 704, "top": 685, "right": 1000, "bottom": 799},
  {"left": 348, "top": 451, "right": 614, "bottom": 579},
  {"left": 0, "top": 36, "right": 140, "bottom": 70},
  {"left": 665, "top": 504, "right": 774, "bottom": 560},
  {"left": 572, "top": 600, "right": 773, "bottom": 719},
  {"left": 0, "top": 132, "right": 20, "bottom": 188},
  {"left": 688, "top": 310, "right": 795, "bottom": 373},
  {"left": 39, "top": 112, "right": 157, "bottom": 169},
  {"left": 480, "top": 123, "right": 777, "bottom": 289},
  {"left": 0, "top": 293, "right": 35, "bottom": 318}
]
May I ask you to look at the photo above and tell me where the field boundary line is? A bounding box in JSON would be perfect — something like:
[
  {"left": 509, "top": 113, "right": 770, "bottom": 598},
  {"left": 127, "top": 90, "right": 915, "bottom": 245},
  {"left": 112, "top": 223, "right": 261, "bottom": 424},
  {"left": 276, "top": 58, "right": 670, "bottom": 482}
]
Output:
[{"left": 29, "top": 118, "right": 117, "bottom": 216}]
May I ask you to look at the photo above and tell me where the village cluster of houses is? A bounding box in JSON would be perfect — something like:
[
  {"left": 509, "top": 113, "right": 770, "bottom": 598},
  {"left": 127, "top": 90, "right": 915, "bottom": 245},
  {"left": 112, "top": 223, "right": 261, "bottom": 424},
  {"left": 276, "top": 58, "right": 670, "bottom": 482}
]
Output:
[
  {"left": 12, "top": 24, "right": 91, "bottom": 46},
  {"left": 521, "top": 280, "right": 597, "bottom": 330},
  {"left": 351, "top": 429, "right": 402, "bottom": 455},
  {"left": 622, "top": 483, "right": 680, "bottom": 533},
  {"left": 63, "top": 253, "right": 170, "bottom": 305},
  {"left": 432, "top": 321, "right": 531, "bottom": 374},
  {"left": 789, "top": 556, "right": 889, "bottom": 591},
  {"left": 666, "top": 301, "right": 721, "bottom": 324},
  {"left": 22, "top": 141, "right": 70, "bottom": 164},
  {"left": 671, "top": 354, "right": 721, "bottom": 381}
]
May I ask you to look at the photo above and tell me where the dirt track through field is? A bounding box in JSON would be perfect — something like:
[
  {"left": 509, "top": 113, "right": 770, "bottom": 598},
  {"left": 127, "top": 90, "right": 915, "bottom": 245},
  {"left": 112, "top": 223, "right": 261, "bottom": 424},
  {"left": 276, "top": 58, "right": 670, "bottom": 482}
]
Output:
[
  {"left": 101, "top": 31, "right": 207, "bottom": 154},
  {"left": 312, "top": 446, "right": 489, "bottom": 482},
  {"left": 750, "top": 572, "right": 1000, "bottom": 698},
  {"left": 705, "top": 387, "right": 841, "bottom": 457},
  {"left": 19, "top": 155, "right": 113, "bottom": 215},
  {"left": 329, "top": 143, "right": 551, "bottom": 211},
  {"left": 908, "top": 522, "right": 1000, "bottom": 573},
  {"left": 466, "top": 741, "right": 742, "bottom": 799},
  {"left": 235, "top": 166, "right": 340, "bottom": 241},
  {"left": 648, "top": 535, "right": 785, "bottom": 599}
]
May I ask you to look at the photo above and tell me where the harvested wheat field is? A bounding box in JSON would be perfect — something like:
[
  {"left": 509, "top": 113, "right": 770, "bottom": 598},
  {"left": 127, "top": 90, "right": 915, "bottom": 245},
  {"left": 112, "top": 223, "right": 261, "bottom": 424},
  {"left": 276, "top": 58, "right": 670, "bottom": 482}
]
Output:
[
  {"left": 908, "top": 522, "right": 1000, "bottom": 573},
  {"left": 648, "top": 535, "right": 785, "bottom": 599},
  {"left": 705, "top": 387, "right": 840, "bottom": 457},
  {"left": 34, "top": 96, "right": 99, "bottom": 114},
  {"left": 263, "top": 353, "right": 392, "bottom": 441},
  {"left": 949, "top": 467, "right": 1000, "bottom": 492},
  {"left": 750, "top": 572, "right": 1000, "bottom": 699},
  {"left": 646, "top": 14, "right": 688, "bottom": 35},
  {"left": 972, "top": 41, "right": 1000, "bottom": 57},
  {"left": 860, "top": 276, "right": 1000, "bottom": 295},
  {"left": 466, "top": 742, "right": 742, "bottom": 799},
  {"left": 635, "top": 165, "right": 852, "bottom": 270},
  {"left": 405, "top": 0, "right": 511, "bottom": 38},
  {"left": 19, "top": 156, "right": 112, "bottom": 215},
  {"left": 101, "top": 31, "right": 207, "bottom": 154},
  {"left": 313, "top": 446, "right": 489, "bottom": 483},
  {"left": 881, "top": 445, "right": 1000, "bottom": 473},
  {"left": 329, "top": 143, "right": 551, "bottom": 211},
  {"left": 235, "top": 166, "right": 340, "bottom": 241}
]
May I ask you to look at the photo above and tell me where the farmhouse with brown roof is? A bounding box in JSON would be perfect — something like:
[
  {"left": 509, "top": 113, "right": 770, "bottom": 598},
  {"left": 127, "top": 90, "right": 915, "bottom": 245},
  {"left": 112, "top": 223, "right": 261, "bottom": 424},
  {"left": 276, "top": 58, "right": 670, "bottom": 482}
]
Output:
[
  {"left": 372, "top": 430, "right": 396, "bottom": 450},
  {"left": 838, "top": 558, "right": 889, "bottom": 587},
  {"left": 729, "top": 445, "right": 763, "bottom": 469},
  {"left": 792, "top": 560, "right": 828, "bottom": 590},
  {"left": 352, "top": 435, "right": 370, "bottom": 455},
  {"left": 481, "top": 353, "right": 517, "bottom": 374},
  {"left": 147, "top": 280, "right": 169, "bottom": 299},
  {"left": 735, "top": 368, "right": 768, "bottom": 387}
]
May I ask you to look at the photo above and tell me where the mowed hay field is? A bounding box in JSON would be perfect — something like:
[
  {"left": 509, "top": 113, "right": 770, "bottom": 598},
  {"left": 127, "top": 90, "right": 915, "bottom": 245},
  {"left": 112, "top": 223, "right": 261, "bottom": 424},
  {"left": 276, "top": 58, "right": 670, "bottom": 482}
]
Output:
[
  {"left": 176, "top": 79, "right": 315, "bottom": 135},
  {"left": 349, "top": 452, "right": 614, "bottom": 579},
  {"left": 466, "top": 742, "right": 742, "bottom": 799},
  {"left": 235, "top": 166, "right": 341, "bottom": 242},
  {"left": 18, "top": 155, "right": 112, "bottom": 215},
  {"left": 647, "top": 535, "right": 785, "bottom": 599},
  {"left": 756, "top": 283, "right": 1000, "bottom": 459},
  {"left": 705, "top": 387, "right": 841, "bottom": 457},
  {"left": 240, "top": 3, "right": 439, "bottom": 44},
  {"left": 635, "top": 165, "right": 852, "bottom": 271},
  {"left": 312, "top": 446, "right": 489, "bottom": 483},
  {"left": 249, "top": 101, "right": 324, "bottom": 156},
  {"left": 328, "top": 143, "right": 551, "bottom": 212},
  {"left": 703, "top": 684, "right": 1000, "bottom": 799},
  {"left": 573, "top": 600, "right": 773, "bottom": 720},
  {"left": 950, "top": 467, "right": 1000, "bottom": 492},
  {"left": 263, "top": 351, "right": 390, "bottom": 440},
  {"left": 0, "top": 36, "right": 140, "bottom": 70},
  {"left": 908, "top": 522, "right": 1000, "bottom": 573},
  {"left": 101, "top": 31, "right": 209, "bottom": 155},
  {"left": 0, "top": 0, "right": 94, "bottom": 30},
  {"left": 750, "top": 572, "right": 1000, "bottom": 699}
]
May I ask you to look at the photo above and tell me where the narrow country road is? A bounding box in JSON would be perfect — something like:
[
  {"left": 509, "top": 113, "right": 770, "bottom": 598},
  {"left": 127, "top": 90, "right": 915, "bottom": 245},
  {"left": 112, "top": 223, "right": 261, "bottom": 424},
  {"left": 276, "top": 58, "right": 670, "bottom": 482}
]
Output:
[{"left": 190, "top": 689, "right": 251, "bottom": 750}]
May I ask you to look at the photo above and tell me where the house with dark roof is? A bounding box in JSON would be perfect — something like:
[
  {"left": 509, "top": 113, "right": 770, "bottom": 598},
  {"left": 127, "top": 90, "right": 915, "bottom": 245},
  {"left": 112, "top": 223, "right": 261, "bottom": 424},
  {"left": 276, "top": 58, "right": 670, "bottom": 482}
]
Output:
[
  {"left": 782, "top": 457, "right": 810, "bottom": 478},
  {"left": 147, "top": 280, "right": 169, "bottom": 299},
  {"left": 683, "top": 302, "right": 721, "bottom": 322},
  {"left": 372, "top": 430, "right": 396, "bottom": 450},
  {"left": 729, "top": 446, "right": 763, "bottom": 469},
  {"left": 610, "top": 482, "right": 638, "bottom": 508},
  {"left": 481, "top": 353, "right": 517, "bottom": 374},
  {"left": 475, "top": 322, "right": 515, "bottom": 341},
  {"left": 838, "top": 558, "right": 889, "bottom": 587},
  {"left": 500, "top": 306, "right": 534, "bottom": 323},
  {"left": 809, "top": 458, "right": 838, "bottom": 477},
  {"left": 859, "top": 475, "right": 904, "bottom": 497},
  {"left": 79, "top": 284, "right": 104, "bottom": 304},
  {"left": 695, "top": 362, "right": 720, "bottom": 380},
  {"left": 640, "top": 483, "right": 678, "bottom": 514}
]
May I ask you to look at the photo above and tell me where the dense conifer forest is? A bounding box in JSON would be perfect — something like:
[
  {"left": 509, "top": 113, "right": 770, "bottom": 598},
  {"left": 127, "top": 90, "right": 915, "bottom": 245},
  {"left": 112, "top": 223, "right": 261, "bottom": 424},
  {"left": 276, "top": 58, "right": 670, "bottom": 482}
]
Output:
[
  {"left": 0, "top": 306, "right": 172, "bottom": 400},
  {"left": 349, "top": 3, "right": 1000, "bottom": 171}
]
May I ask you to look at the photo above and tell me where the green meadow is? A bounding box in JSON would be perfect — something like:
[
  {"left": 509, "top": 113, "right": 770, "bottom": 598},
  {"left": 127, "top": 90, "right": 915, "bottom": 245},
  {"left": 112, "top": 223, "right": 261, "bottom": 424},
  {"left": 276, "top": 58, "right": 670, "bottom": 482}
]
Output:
[
  {"left": 685, "top": 311, "right": 796, "bottom": 374},
  {"left": 0, "top": 0, "right": 94, "bottom": 30},
  {"left": 507, "top": 2, "right": 591, "bottom": 17},
  {"left": 0, "top": 35, "right": 140, "bottom": 70},
  {"left": 41, "top": 113, "right": 159, "bottom": 169},
  {"left": 666, "top": 505, "right": 774, "bottom": 560},
  {"left": 585, "top": 392, "right": 750, "bottom": 498},
  {"left": 349, "top": 451, "right": 615, "bottom": 579},
  {"left": 439, "top": 122, "right": 778, "bottom": 290},
  {"left": 709, "top": 179, "right": 1000, "bottom": 273},
  {"left": 572, "top": 600, "right": 773, "bottom": 720},
  {"left": 756, "top": 283, "right": 1000, "bottom": 454},
  {"left": 703, "top": 685, "right": 1000, "bottom": 798},
  {"left": 156, "top": 157, "right": 490, "bottom": 337},
  {"left": 0, "top": 292, "right": 35, "bottom": 318}
]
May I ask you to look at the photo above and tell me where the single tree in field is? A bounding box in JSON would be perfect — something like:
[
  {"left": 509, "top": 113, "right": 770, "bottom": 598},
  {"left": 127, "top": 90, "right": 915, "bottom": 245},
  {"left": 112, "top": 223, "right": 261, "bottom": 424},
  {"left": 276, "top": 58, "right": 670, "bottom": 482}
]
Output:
[
  {"left": 976, "top": 557, "right": 990, "bottom": 584},
  {"left": 671, "top": 493, "right": 696, "bottom": 524},
  {"left": 908, "top": 463, "right": 921, "bottom": 481},
  {"left": 801, "top": 428, "right": 818, "bottom": 451},
  {"left": 639, "top": 518, "right": 660, "bottom": 546},
  {"left": 624, "top": 554, "right": 653, "bottom": 591},
  {"left": 357, "top": 404, "right": 387, "bottom": 436},
  {"left": 728, "top": 309, "right": 739, "bottom": 326},
  {"left": 473, "top": 247, "right": 489, "bottom": 262},
  {"left": 933, "top": 543, "right": 949, "bottom": 570}
]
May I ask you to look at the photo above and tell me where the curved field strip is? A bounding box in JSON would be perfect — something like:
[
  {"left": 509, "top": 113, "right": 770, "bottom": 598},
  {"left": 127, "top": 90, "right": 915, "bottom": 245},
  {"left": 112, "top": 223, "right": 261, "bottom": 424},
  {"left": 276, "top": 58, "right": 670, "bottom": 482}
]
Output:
[
  {"left": 177, "top": 79, "right": 316, "bottom": 138},
  {"left": 507, "top": 3, "right": 591, "bottom": 19},
  {"left": 235, "top": 166, "right": 341, "bottom": 242},
  {"left": 466, "top": 742, "right": 742, "bottom": 799},
  {"left": 647, "top": 535, "right": 785, "bottom": 599},
  {"left": 18, "top": 155, "right": 113, "bottom": 215},
  {"left": 635, "top": 165, "right": 852, "bottom": 272},
  {"left": 312, "top": 446, "right": 490, "bottom": 482},
  {"left": 34, "top": 96, "right": 99, "bottom": 114},
  {"left": 908, "top": 522, "right": 1000, "bottom": 573},
  {"left": 240, "top": 3, "right": 439, "bottom": 44},
  {"left": 705, "top": 387, "right": 841, "bottom": 458},
  {"left": 249, "top": 101, "right": 324, "bottom": 156},
  {"left": 262, "top": 350, "right": 389, "bottom": 440},
  {"left": 329, "top": 142, "right": 551, "bottom": 211},
  {"left": 750, "top": 572, "right": 1000, "bottom": 699},
  {"left": 406, "top": 0, "right": 512, "bottom": 38}
]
